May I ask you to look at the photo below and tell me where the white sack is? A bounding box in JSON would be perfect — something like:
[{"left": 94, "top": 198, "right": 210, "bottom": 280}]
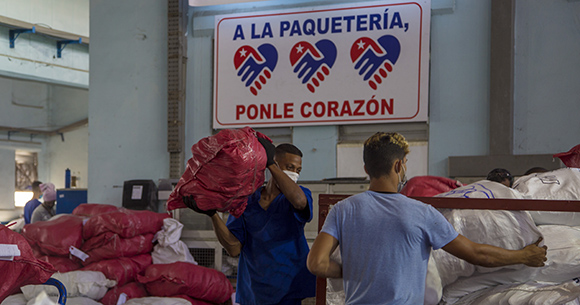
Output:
[
  {"left": 123, "top": 297, "right": 192, "bottom": 305},
  {"left": 432, "top": 181, "right": 542, "bottom": 288},
  {"left": 326, "top": 247, "right": 345, "bottom": 305},
  {"left": 6, "top": 217, "right": 25, "bottom": 232},
  {"left": 425, "top": 254, "right": 443, "bottom": 305},
  {"left": 440, "top": 225, "right": 580, "bottom": 304},
  {"left": 20, "top": 271, "right": 116, "bottom": 301},
  {"left": 514, "top": 168, "right": 580, "bottom": 226},
  {"left": 514, "top": 168, "right": 580, "bottom": 201},
  {"left": 152, "top": 218, "right": 196, "bottom": 265},
  {"left": 450, "top": 280, "right": 580, "bottom": 305},
  {"left": 1, "top": 293, "right": 27, "bottom": 305}
]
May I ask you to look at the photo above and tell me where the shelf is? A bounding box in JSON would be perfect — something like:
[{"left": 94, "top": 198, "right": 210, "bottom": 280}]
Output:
[{"left": 0, "top": 15, "right": 89, "bottom": 44}]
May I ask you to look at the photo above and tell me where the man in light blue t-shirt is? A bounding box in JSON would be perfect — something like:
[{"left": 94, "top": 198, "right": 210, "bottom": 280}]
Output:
[{"left": 307, "top": 132, "right": 548, "bottom": 305}]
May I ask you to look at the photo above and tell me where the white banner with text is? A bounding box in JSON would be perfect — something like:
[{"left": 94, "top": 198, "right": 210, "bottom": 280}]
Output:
[{"left": 213, "top": 0, "right": 430, "bottom": 128}]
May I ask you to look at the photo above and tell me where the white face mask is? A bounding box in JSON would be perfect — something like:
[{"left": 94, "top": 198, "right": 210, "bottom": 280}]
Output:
[
  {"left": 397, "top": 163, "right": 408, "bottom": 193},
  {"left": 283, "top": 170, "right": 300, "bottom": 183}
]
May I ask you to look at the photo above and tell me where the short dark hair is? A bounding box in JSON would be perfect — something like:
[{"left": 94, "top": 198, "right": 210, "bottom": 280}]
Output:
[
  {"left": 524, "top": 167, "right": 548, "bottom": 175},
  {"left": 275, "top": 143, "right": 303, "bottom": 158},
  {"left": 487, "top": 168, "right": 513, "bottom": 187},
  {"left": 31, "top": 181, "right": 42, "bottom": 192},
  {"left": 363, "top": 132, "right": 409, "bottom": 179}
]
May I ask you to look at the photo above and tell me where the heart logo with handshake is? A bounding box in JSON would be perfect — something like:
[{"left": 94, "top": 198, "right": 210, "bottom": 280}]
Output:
[{"left": 233, "top": 35, "right": 400, "bottom": 95}]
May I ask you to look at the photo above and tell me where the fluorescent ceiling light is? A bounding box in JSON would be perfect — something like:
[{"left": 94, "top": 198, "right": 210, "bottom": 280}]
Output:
[{"left": 189, "top": 0, "right": 269, "bottom": 6}]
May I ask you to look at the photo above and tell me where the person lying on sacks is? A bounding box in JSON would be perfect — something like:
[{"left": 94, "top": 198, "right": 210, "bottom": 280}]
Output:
[
  {"left": 184, "top": 139, "right": 316, "bottom": 305},
  {"left": 307, "top": 132, "right": 548, "bottom": 305}
]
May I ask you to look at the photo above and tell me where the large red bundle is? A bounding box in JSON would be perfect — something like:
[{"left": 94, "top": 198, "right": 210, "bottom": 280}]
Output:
[
  {"left": 81, "top": 233, "right": 154, "bottom": 265},
  {"left": 72, "top": 203, "right": 119, "bottom": 217},
  {"left": 400, "top": 176, "right": 463, "bottom": 197},
  {"left": 166, "top": 127, "right": 269, "bottom": 218},
  {"left": 554, "top": 144, "right": 580, "bottom": 168},
  {"left": 82, "top": 254, "right": 152, "bottom": 286},
  {"left": 137, "top": 262, "right": 233, "bottom": 304},
  {"left": 21, "top": 214, "right": 84, "bottom": 256},
  {"left": 83, "top": 208, "right": 169, "bottom": 240},
  {"left": 0, "top": 225, "right": 55, "bottom": 301},
  {"left": 100, "top": 282, "right": 149, "bottom": 305},
  {"left": 37, "top": 255, "right": 82, "bottom": 272}
]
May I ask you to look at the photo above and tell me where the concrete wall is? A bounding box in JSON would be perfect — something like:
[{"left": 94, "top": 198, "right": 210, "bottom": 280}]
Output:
[
  {"left": 428, "top": 1, "right": 491, "bottom": 175},
  {"left": 88, "top": 0, "right": 169, "bottom": 205},
  {"left": 513, "top": 0, "right": 580, "bottom": 155},
  {"left": 0, "top": 0, "right": 89, "bottom": 88},
  {"left": 0, "top": 0, "right": 89, "bottom": 37},
  {"left": 0, "top": 75, "right": 88, "bottom": 215},
  {"left": 0, "top": 148, "right": 16, "bottom": 210}
]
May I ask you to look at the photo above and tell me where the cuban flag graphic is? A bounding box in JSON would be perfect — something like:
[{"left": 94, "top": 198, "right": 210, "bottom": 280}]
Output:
[
  {"left": 350, "top": 35, "right": 401, "bottom": 90},
  {"left": 233, "top": 43, "right": 278, "bottom": 96},
  {"left": 289, "top": 39, "right": 337, "bottom": 93}
]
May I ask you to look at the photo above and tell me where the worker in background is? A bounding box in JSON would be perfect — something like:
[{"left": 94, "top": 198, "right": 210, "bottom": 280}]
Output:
[
  {"left": 23, "top": 180, "right": 43, "bottom": 224},
  {"left": 184, "top": 140, "right": 316, "bottom": 305},
  {"left": 487, "top": 168, "right": 514, "bottom": 187},
  {"left": 30, "top": 182, "right": 57, "bottom": 223},
  {"left": 307, "top": 132, "right": 548, "bottom": 305}
]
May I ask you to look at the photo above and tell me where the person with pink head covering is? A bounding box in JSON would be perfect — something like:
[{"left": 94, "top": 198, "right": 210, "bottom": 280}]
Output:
[{"left": 30, "top": 182, "right": 57, "bottom": 223}]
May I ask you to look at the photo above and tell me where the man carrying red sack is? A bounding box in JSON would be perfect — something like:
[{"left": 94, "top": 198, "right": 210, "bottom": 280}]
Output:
[{"left": 184, "top": 139, "right": 316, "bottom": 305}]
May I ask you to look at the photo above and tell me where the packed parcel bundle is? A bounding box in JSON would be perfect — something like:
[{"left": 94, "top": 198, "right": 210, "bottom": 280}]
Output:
[{"left": 166, "top": 127, "right": 270, "bottom": 217}]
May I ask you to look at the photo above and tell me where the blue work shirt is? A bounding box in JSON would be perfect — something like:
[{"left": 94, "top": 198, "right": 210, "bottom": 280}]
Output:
[
  {"left": 24, "top": 198, "right": 42, "bottom": 224},
  {"left": 227, "top": 186, "right": 316, "bottom": 305}
]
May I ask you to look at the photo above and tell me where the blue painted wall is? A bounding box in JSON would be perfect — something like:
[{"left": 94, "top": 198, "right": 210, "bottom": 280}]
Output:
[
  {"left": 513, "top": 0, "right": 580, "bottom": 155},
  {"left": 88, "top": 0, "right": 169, "bottom": 205}
]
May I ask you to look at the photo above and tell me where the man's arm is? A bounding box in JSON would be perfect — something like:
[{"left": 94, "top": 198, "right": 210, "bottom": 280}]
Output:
[
  {"left": 307, "top": 232, "right": 343, "bottom": 278},
  {"left": 268, "top": 163, "right": 308, "bottom": 210},
  {"left": 210, "top": 213, "right": 242, "bottom": 257},
  {"left": 442, "top": 234, "right": 547, "bottom": 267}
]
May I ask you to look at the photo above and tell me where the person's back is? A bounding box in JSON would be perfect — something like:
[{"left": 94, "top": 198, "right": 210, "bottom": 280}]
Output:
[
  {"left": 325, "top": 191, "right": 456, "bottom": 304},
  {"left": 23, "top": 181, "right": 43, "bottom": 224},
  {"left": 307, "top": 132, "right": 548, "bottom": 305}
]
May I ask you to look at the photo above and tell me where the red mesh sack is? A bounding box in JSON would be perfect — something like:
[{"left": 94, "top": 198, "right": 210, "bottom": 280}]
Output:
[
  {"left": 400, "top": 176, "right": 463, "bottom": 197},
  {"left": 82, "top": 254, "right": 152, "bottom": 286},
  {"left": 166, "top": 127, "right": 269, "bottom": 218},
  {"left": 81, "top": 233, "right": 154, "bottom": 265},
  {"left": 0, "top": 225, "right": 55, "bottom": 301},
  {"left": 72, "top": 203, "right": 119, "bottom": 217},
  {"left": 100, "top": 282, "right": 149, "bottom": 305},
  {"left": 554, "top": 144, "right": 580, "bottom": 168},
  {"left": 37, "top": 255, "right": 82, "bottom": 272},
  {"left": 137, "top": 262, "right": 233, "bottom": 304},
  {"left": 83, "top": 208, "right": 169, "bottom": 240},
  {"left": 21, "top": 214, "right": 84, "bottom": 256}
]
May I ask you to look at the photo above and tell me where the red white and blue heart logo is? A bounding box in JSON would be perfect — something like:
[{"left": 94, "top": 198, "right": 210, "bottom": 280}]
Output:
[
  {"left": 350, "top": 35, "right": 401, "bottom": 90},
  {"left": 289, "top": 39, "right": 337, "bottom": 93},
  {"left": 233, "top": 44, "right": 278, "bottom": 96}
]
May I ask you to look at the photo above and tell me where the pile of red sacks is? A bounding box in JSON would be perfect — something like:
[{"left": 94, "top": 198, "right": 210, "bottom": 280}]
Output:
[
  {"left": 0, "top": 224, "right": 55, "bottom": 302},
  {"left": 12, "top": 204, "right": 234, "bottom": 305}
]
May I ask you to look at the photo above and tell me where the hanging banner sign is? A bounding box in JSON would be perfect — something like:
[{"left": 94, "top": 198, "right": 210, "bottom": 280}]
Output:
[{"left": 213, "top": 0, "right": 430, "bottom": 128}]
